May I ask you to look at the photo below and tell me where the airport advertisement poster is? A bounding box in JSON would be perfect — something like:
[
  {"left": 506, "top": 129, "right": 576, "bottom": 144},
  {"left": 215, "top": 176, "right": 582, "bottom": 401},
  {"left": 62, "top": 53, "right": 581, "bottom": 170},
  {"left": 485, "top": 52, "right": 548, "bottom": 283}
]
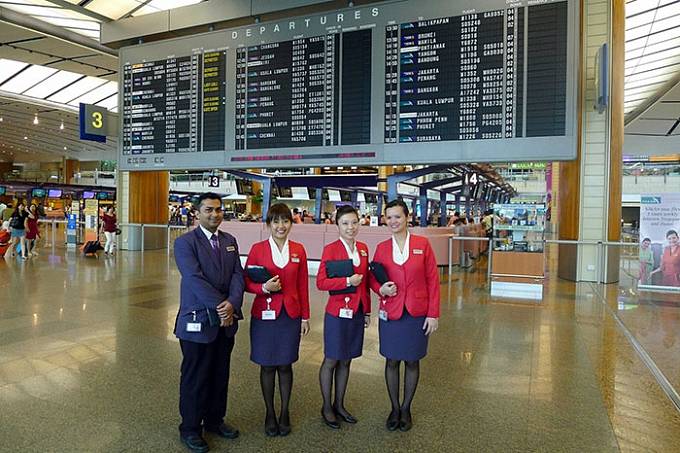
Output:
[{"left": 639, "top": 194, "right": 680, "bottom": 292}]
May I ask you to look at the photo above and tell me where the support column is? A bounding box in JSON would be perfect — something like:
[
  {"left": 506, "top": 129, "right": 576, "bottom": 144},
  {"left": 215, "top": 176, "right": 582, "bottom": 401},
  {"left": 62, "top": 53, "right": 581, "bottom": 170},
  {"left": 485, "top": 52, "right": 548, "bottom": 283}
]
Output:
[
  {"left": 558, "top": 0, "right": 623, "bottom": 282},
  {"left": 119, "top": 171, "right": 169, "bottom": 250},
  {"left": 62, "top": 158, "right": 79, "bottom": 184}
]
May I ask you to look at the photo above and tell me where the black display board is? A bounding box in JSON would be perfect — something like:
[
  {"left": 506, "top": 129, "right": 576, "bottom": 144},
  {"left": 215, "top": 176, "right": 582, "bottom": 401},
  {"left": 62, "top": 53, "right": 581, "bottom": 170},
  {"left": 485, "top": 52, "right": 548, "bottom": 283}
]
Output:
[{"left": 119, "top": 0, "right": 578, "bottom": 170}]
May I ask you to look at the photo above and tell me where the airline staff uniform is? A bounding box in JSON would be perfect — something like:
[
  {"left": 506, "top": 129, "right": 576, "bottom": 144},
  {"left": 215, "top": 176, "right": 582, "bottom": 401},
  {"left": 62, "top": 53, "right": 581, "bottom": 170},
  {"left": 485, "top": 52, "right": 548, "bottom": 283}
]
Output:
[
  {"left": 316, "top": 239, "right": 371, "bottom": 360},
  {"left": 369, "top": 233, "right": 440, "bottom": 361},
  {"left": 245, "top": 238, "right": 310, "bottom": 366}
]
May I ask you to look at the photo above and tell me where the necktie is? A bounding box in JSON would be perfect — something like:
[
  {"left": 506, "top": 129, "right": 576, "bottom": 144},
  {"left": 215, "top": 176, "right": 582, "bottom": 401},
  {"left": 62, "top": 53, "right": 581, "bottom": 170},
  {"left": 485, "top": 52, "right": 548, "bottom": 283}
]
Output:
[{"left": 210, "top": 234, "right": 220, "bottom": 258}]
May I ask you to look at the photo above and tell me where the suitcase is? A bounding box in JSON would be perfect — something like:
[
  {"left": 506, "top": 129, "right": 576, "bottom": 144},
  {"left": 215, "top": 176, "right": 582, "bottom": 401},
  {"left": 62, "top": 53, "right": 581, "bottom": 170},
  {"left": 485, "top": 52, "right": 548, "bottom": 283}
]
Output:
[
  {"left": 81, "top": 240, "right": 102, "bottom": 257},
  {"left": 0, "top": 230, "right": 9, "bottom": 258}
]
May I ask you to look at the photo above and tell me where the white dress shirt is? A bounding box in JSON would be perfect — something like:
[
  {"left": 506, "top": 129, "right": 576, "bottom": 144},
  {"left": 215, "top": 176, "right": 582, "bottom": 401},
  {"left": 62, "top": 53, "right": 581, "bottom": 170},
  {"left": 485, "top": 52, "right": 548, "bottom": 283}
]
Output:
[
  {"left": 199, "top": 225, "right": 218, "bottom": 244},
  {"left": 268, "top": 236, "right": 290, "bottom": 268},
  {"left": 392, "top": 232, "right": 410, "bottom": 265},
  {"left": 339, "top": 237, "right": 360, "bottom": 266}
]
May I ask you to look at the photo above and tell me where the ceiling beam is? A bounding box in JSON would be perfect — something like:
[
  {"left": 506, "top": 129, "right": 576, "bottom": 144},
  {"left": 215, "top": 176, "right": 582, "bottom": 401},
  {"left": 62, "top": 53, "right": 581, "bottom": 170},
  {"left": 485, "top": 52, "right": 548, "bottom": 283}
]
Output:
[
  {"left": 42, "top": 0, "right": 111, "bottom": 23},
  {"left": 0, "top": 7, "right": 117, "bottom": 56}
]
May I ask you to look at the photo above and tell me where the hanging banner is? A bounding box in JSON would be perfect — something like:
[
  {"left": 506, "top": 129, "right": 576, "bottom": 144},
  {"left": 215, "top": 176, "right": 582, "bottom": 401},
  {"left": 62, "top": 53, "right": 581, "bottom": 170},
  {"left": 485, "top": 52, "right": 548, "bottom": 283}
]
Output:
[
  {"left": 84, "top": 199, "right": 99, "bottom": 243},
  {"left": 639, "top": 194, "right": 680, "bottom": 292}
]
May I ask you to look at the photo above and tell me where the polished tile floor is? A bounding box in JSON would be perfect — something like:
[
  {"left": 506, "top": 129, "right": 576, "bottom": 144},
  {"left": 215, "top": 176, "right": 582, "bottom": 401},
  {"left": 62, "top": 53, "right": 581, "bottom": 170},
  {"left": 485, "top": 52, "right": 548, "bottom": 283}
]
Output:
[{"left": 1, "top": 245, "right": 680, "bottom": 452}]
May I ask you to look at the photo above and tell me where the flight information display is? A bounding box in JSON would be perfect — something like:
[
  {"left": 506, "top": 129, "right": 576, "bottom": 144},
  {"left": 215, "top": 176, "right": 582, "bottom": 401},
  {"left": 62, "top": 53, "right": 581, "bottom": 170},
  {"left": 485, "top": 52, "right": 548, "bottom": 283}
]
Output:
[
  {"left": 385, "top": 2, "right": 567, "bottom": 144},
  {"left": 121, "top": 49, "right": 227, "bottom": 155},
  {"left": 236, "top": 29, "right": 371, "bottom": 150},
  {"left": 118, "top": 0, "right": 577, "bottom": 171}
]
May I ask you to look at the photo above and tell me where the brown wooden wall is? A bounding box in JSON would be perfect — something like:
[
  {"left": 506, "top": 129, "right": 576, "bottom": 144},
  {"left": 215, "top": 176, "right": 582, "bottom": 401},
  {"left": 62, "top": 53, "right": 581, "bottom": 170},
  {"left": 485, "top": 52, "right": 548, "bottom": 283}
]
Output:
[
  {"left": 128, "top": 171, "right": 169, "bottom": 224},
  {"left": 608, "top": 0, "right": 624, "bottom": 242}
]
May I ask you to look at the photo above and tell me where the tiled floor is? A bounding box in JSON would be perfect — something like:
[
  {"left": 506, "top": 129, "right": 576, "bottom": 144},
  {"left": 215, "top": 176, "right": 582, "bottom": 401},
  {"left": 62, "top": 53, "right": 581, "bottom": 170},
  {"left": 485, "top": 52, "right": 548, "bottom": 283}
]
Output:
[{"left": 1, "top": 246, "right": 680, "bottom": 452}]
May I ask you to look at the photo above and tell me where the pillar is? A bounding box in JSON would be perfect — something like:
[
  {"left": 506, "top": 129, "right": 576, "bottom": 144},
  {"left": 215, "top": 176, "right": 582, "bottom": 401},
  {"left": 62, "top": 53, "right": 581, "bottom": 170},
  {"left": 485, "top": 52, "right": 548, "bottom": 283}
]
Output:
[
  {"left": 63, "top": 158, "right": 80, "bottom": 184},
  {"left": 118, "top": 171, "right": 169, "bottom": 250},
  {"left": 558, "top": 0, "right": 623, "bottom": 283}
]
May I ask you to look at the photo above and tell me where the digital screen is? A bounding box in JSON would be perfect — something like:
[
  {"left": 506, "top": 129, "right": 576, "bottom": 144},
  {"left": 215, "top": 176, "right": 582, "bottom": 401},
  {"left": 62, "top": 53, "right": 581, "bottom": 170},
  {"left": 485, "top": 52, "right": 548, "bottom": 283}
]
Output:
[
  {"left": 386, "top": 3, "right": 567, "bottom": 143},
  {"left": 236, "top": 29, "right": 371, "bottom": 150},
  {"left": 235, "top": 179, "right": 254, "bottom": 195},
  {"left": 48, "top": 189, "right": 62, "bottom": 198},
  {"left": 119, "top": 0, "right": 576, "bottom": 170},
  {"left": 277, "top": 186, "right": 293, "bottom": 198},
  {"left": 82, "top": 191, "right": 95, "bottom": 199},
  {"left": 97, "top": 192, "right": 109, "bottom": 200},
  {"left": 31, "top": 189, "right": 46, "bottom": 198},
  {"left": 0, "top": 186, "right": 5, "bottom": 196},
  {"left": 122, "top": 50, "right": 227, "bottom": 155}
]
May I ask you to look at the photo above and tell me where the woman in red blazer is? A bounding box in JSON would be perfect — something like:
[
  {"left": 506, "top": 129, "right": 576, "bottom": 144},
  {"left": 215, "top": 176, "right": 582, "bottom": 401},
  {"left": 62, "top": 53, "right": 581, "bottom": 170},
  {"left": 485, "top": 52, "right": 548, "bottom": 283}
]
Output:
[
  {"left": 316, "top": 205, "right": 371, "bottom": 429},
  {"left": 244, "top": 203, "right": 310, "bottom": 437},
  {"left": 369, "top": 199, "right": 440, "bottom": 433}
]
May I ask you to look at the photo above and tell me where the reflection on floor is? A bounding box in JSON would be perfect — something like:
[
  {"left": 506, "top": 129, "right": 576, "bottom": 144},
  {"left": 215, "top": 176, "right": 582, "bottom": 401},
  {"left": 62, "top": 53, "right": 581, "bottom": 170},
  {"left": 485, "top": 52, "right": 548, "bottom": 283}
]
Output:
[{"left": 1, "top": 247, "right": 680, "bottom": 452}]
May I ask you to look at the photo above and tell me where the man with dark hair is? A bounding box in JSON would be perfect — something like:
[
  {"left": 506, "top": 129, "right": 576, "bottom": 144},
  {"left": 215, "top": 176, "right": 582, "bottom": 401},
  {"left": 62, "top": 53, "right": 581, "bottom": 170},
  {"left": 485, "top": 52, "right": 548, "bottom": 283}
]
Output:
[{"left": 174, "top": 192, "right": 245, "bottom": 452}]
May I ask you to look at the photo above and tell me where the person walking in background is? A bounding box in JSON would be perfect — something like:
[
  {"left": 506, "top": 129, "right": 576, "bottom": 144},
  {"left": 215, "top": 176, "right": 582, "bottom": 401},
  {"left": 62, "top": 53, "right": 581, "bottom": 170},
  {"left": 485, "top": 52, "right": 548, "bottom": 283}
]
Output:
[
  {"left": 316, "top": 205, "right": 371, "bottom": 429},
  {"left": 101, "top": 206, "right": 118, "bottom": 256},
  {"left": 244, "top": 203, "right": 310, "bottom": 437},
  {"left": 9, "top": 202, "right": 28, "bottom": 259},
  {"left": 25, "top": 204, "right": 40, "bottom": 257},
  {"left": 369, "top": 199, "right": 440, "bottom": 433},
  {"left": 1, "top": 203, "right": 14, "bottom": 223},
  {"left": 173, "top": 192, "right": 245, "bottom": 453}
]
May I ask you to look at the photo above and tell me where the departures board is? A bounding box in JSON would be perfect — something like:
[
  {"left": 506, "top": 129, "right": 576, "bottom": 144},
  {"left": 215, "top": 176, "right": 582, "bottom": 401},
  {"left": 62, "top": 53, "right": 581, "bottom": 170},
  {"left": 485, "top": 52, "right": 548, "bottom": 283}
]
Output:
[{"left": 119, "top": 0, "right": 578, "bottom": 171}]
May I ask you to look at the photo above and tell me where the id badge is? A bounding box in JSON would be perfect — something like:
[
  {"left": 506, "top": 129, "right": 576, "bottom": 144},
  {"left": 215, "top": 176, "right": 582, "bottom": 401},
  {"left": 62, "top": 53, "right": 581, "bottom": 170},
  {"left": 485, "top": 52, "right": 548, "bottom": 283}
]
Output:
[
  {"left": 339, "top": 308, "right": 354, "bottom": 319},
  {"left": 262, "top": 310, "right": 277, "bottom": 320},
  {"left": 186, "top": 322, "right": 202, "bottom": 332},
  {"left": 379, "top": 309, "right": 388, "bottom": 322}
]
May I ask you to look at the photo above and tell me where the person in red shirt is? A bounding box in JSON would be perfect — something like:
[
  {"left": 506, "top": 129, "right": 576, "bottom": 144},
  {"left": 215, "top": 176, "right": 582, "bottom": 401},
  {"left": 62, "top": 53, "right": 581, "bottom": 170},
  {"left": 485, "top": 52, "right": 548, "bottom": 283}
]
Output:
[
  {"left": 25, "top": 204, "right": 40, "bottom": 257},
  {"left": 244, "top": 203, "right": 310, "bottom": 437},
  {"left": 316, "top": 205, "right": 371, "bottom": 429},
  {"left": 101, "top": 206, "right": 118, "bottom": 255},
  {"left": 369, "top": 199, "right": 440, "bottom": 432}
]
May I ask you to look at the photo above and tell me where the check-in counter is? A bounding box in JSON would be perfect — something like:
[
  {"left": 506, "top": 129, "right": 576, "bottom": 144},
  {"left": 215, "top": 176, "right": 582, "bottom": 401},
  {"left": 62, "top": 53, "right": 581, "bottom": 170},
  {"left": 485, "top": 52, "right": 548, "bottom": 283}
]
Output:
[{"left": 218, "top": 222, "right": 455, "bottom": 267}]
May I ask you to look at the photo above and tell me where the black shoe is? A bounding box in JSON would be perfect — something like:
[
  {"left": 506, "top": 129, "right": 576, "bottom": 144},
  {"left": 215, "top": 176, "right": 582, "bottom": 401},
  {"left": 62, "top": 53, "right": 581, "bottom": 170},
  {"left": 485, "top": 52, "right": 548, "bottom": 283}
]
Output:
[
  {"left": 386, "top": 409, "right": 400, "bottom": 431},
  {"left": 399, "top": 409, "right": 412, "bottom": 432},
  {"left": 278, "top": 412, "right": 291, "bottom": 436},
  {"left": 205, "top": 423, "right": 239, "bottom": 439},
  {"left": 333, "top": 404, "right": 357, "bottom": 424},
  {"left": 180, "top": 434, "right": 209, "bottom": 453},
  {"left": 321, "top": 408, "right": 340, "bottom": 429},
  {"left": 265, "top": 414, "right": 279, "bottom": 437}
]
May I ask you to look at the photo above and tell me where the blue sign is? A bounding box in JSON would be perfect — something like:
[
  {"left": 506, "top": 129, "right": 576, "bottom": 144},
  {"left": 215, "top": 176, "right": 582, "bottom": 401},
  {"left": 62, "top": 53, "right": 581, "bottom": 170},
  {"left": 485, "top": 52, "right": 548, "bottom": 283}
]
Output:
[{"left": 67, "top": 214, "right": 77, "bottom": 230}]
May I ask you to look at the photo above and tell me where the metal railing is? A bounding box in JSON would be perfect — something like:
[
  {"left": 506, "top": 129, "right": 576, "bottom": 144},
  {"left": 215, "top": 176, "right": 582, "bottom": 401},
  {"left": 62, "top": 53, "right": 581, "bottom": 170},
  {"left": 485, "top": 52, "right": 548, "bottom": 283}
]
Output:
[{"left": 447, "top": 235, "right": 492, "bottom": 279}]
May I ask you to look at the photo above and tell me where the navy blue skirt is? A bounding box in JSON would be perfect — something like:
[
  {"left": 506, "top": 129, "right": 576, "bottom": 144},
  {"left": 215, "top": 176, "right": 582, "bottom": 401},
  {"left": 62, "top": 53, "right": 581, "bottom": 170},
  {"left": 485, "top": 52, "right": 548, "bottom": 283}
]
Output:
[
  {"left": 379, "top": 310, "right": 428, "bottom": 361},
  {"left": 250, "top": 306, "right": 301, "bottom": 366},
  {"left": 323, "top": 306, "right": 365, "bottom": 360}
]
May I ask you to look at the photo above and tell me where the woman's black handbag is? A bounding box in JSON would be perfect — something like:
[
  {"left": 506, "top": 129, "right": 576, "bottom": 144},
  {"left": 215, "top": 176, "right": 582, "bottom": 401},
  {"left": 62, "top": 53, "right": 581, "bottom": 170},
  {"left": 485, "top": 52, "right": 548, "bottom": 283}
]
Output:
[{"left": 115, "top": 228, "right": 122, "bottom": 235}]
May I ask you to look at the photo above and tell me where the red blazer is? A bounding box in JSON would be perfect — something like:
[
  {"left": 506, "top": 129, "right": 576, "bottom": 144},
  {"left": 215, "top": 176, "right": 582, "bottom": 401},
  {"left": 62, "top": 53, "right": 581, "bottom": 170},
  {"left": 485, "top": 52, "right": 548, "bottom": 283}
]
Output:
[
  {"left": 316, "top": 239, "right": 371, "bottom": 316},
  {"left": 369, "top": 234, "right": 440, "bottom": 320},
  {"left": 244, "top": 240, "right": 310, "bottom": 320}
]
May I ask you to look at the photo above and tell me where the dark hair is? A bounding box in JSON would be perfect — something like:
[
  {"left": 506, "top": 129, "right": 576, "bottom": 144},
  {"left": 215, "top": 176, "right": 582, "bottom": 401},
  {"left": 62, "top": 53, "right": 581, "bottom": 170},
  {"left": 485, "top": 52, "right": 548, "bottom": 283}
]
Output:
[
  {"left": 335, "top": 205, "right": 358, "bottom": 224},
  {"left": 642, "top": 237, "right": 651, "bottom": 243},
  {"left": 667, "top": 230, "right": 678, "bottom": 239},
  {"left": 385, "top": 199, "right": 409, "bottom": 216},
  {"left": 195, "top": 192, "right": 222, "bottom": 210},
  {"left": 454, "top": 211, "right": 460, "bottom": 217},
  {"left": 266, "top": 203, "right": 293, "bottom": 225},
  {"left": 106, "top": 206, "right": 115, "bottom": 213},
  {"left": 293, "top": 208, "right": 300, "bottom": 214}
]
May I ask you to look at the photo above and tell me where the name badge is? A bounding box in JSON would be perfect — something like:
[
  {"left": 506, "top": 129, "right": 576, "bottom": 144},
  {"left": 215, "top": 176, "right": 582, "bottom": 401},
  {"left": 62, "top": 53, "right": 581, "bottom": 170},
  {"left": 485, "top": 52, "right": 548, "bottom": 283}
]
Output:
[
  {"left": 226, "top": 246, "right": 236, "bottom": 252},
  {"left": 379, "top": 310, "right": 388, "bottom": 321},
  {"left": 291, "top": 257, "right": 300, "bottom": 263},
  {"left": 262, "top": 310, "right": 276, "bottom": 320},
  {"left": 413, "top": 249, "right": 424, "bottom": 255},
  {"left": 339, "top": 308, "right": 354, "bottom": 319},
  {"left": 186, "top": 322, "right": 202, "bottom": 332},
  {"left": 360, "top": 250, "right": 368, "bottom": 257}
]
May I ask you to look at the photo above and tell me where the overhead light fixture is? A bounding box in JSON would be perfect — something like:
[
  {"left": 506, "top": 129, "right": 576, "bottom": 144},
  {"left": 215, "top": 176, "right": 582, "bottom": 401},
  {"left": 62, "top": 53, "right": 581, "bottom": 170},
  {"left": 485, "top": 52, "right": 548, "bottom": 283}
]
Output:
[
  {"left": 60, "top": 120, "right": 64, "bottom": 130},
  {"left": 0, "top": 116, "right": 3, "bottom": 122},
  {"left": 23, "top": 136, "right": 28, "bottom": 140},
  {"left": 64, "top": 146, "right": 67, "bottom": 150},
  {"left": 33, "top": 114, "right": 39, "bottom": 125}
]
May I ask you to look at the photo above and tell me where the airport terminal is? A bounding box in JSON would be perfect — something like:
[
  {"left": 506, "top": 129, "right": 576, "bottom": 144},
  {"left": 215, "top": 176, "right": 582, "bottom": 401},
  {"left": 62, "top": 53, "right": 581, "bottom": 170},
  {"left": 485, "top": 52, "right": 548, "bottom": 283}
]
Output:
[{"left": 1, "top": 0, "right": 680, "bottom": 451}]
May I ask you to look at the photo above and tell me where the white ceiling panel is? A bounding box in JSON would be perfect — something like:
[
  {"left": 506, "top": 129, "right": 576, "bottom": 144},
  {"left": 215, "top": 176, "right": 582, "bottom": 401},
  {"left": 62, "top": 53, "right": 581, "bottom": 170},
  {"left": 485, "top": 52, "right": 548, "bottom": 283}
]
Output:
[
  {"left": 47, "top": 76, "right": 106, "bottom": 103},
  {"left": 643, "top": 102, "right": 680, "bottom": 119},
  {"left": 68, "top": 80, "right": 117, "bottom": 105},
  {"left": 23, "top": 70, "right": 83, "bottom": 99},
  {"left": 0, "top": 59, "right": 28, "bottom": 84},
  {"left": 85, "top": 0, "right": 141, "bottom": 20},
  {"left": 0, "top": 64, "right": 57, "bottom": 93},
  {"left": 625, "top": 119, "right": 676, "bottom": 135}
]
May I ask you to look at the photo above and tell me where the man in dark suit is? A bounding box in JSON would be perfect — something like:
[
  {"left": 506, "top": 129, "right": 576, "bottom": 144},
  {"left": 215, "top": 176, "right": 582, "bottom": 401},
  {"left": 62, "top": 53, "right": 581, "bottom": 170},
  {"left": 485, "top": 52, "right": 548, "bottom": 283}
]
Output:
[{"left": 174, "top": 192, "right": 245, "bottom": 452}]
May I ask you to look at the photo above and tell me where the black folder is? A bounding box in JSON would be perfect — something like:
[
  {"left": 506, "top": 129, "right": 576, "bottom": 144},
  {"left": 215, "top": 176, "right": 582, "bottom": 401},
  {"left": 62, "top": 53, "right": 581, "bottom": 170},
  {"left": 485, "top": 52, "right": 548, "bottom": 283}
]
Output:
[
  {"left": 369, "top": 261, "right": 390, "bottom": 285},
  {"left": 247, "top": 265, "right": 273, "bottom": 283},
  {"left": 326, "top": 259, "right": 357, "bottom": 295}
]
